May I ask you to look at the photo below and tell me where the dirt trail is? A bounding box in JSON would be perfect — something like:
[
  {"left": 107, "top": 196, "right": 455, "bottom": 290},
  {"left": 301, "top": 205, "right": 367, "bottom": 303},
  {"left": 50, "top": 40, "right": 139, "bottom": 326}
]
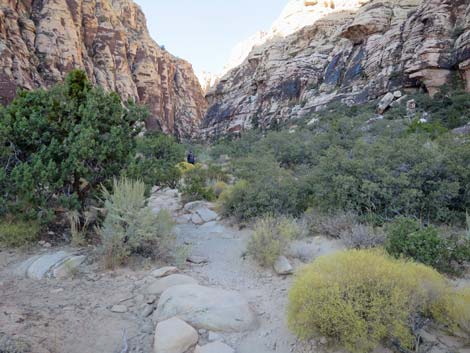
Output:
[
  {"left": 175, "top": 221, "right": 300, "bottom": 353},
  {"left": 0, "top": 193, "right": 342, "bottom": 353}
]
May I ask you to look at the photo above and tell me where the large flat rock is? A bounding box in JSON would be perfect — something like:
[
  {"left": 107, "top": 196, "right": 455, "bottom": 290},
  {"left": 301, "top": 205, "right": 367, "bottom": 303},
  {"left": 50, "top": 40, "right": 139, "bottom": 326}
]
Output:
[
  {"left": 145, "top": 274, "right": 198, "bottom": 295},
  {"left": 15, "top": 251, "right": 86, "bottom": 279},
  {"left": 154, "top": 284, "right": 256, "bottom": 332}
]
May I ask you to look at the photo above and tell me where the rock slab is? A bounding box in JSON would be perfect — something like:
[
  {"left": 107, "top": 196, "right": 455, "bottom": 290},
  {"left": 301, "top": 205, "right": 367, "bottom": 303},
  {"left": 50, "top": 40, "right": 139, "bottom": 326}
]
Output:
[
  {"left": 273, "top": 256, "right": 293, "bottom": 275},
  {"left": 155, "top": 284, "right": 256, "bottom": 332},
  {"left": 146, "top": 274, "right": 198, "bottom": 295}
]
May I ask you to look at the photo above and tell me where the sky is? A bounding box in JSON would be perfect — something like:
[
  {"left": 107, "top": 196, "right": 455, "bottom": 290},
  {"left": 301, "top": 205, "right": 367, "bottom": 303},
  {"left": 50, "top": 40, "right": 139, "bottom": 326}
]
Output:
[{"left": 134, "top": 0, "right": 287, "bottom": 75}]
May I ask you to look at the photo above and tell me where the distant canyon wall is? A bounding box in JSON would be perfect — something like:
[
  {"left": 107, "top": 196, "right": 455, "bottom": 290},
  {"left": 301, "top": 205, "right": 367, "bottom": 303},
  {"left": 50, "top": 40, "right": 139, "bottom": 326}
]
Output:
[
  {"left": 202, "top": 0, "right": 470, "bottom": 137},
  {"left": 0, "top": 0, "right": 207, "bottom": 139}
]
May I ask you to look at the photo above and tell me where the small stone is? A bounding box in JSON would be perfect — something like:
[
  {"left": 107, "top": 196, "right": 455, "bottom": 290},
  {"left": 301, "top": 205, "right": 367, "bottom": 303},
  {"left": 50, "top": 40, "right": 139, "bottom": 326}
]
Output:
[
  {"left": 141, "top": 304, "right": 154, "bottom": 318},
  {"left": 187, "top": 256, "right": 208, "bottom": 264},
  {"left": 319, "top": 337, "right": 327, "bottom": 345},
  {"left": 393, "top": 90, "right": 402, "bottom": 98},
  {"left": 151, "top": 266, "right": 179, "bottom": 278},
  {"left": 273, "top": 256, "right": 293, "bottom": 275},
  {"left": 110, "top": 305, "right": 127, "bottom": 313},
  {"left": 43, "top": 242, "right": 52, "bottom": 248},
  {"left": 154, "top": 317, "right": 198, "bottom": 353},
  {"left": 38, "top": 240, "right": 46, "bottom": 245}
]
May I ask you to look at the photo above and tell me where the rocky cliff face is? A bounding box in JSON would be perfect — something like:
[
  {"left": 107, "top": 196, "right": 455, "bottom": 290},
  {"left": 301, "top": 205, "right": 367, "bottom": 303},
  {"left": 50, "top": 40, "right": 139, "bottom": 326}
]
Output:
[
  {"left": 0, "top": 0, "right": 207, "bottom": 139},
  {"left": 203, "top": 0, "right": 470, "bottom": 137}
]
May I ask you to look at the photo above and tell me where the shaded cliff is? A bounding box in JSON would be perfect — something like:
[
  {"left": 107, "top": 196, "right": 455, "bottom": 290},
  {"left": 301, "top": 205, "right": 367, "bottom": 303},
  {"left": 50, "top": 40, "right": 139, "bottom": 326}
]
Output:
[
  {"left": 203, "top": 0, "right": 470, "bottom": 137},
  {"left": 0, "top": 0, "right": 207, "bottom": 139}
]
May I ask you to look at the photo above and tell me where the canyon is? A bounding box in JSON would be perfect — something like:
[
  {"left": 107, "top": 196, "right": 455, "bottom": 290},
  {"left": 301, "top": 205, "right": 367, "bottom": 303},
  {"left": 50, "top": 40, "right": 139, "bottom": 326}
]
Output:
[
  {"left": 0, "top": 0, "right": 206, "bottom": 139},
  {"left": 1, "top": 0, "right": 470, "bottom": 139},
  {"left": 202, "top": 0, "right": 470, "bottom": 137}
]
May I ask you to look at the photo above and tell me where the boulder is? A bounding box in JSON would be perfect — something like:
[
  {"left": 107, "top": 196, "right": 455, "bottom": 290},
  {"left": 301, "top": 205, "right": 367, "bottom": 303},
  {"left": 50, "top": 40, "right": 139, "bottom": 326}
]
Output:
[
  {"left": 151, "top": 266, "right": 179, "bottom": 278},
  {"left": 155, "top": 284, "right": 256, "bottom": 332},
  {"left": 195, "top": 207, "right": 218, "bottom": 223},
  {"left": 377, "top": 92, "right": 395, "bottom": 114},
  {"left": 184, "top": 201, "right": 207, "bottom": 213},
  {"left": 154, "top": 317, "right": 198, "bottom": 353},
  {"left": 191, "top": 213, "right": 204, "bottom": 225},
  {"left": 146, "top": 274, "right": 198, "bottom": 295},
  {"left": 194, "top": 342, "right": 235, "bottom": 353},
  {"left": 273, "top": 256, "right": 293, "bottom": 275}
]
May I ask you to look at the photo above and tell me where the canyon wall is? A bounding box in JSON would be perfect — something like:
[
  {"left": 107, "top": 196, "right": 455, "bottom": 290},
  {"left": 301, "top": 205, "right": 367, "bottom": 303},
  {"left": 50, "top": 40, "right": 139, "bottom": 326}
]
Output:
[
  {"left": 0, "top": 0, "right": 207, "bottom": 138},
  {"left": 203, "top": 0, "right": 470, "bottom": 137}
]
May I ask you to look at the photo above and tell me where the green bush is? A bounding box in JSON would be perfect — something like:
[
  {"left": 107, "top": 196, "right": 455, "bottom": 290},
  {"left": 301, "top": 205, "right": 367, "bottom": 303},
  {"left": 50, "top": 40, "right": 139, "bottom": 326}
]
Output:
[
  {"left": 385, "top": 217, "right": 470, "bottom": 273},
  {"left": 0, "top": 218, "right": 40, "bottom": 247},
  {"left": 99, "top": 177, "right": 175, "bottom": 268},
  {"left": 247, "top": 215, "right": 303, "bottom": 266},
  {"left": 180, "top": 165, "right": 216, "bottom": 203},
  {"left": 288, "top": 250, "right": 450, "bottom": 353},
  {"left": 0, "top": 70, "right": 144, "bottom": 222},
  {"left": 123, "top": 133, "right": 184, "bottom": 189},
  {"left": 209, "top": 96, "right": 470, "bottom": 225}
]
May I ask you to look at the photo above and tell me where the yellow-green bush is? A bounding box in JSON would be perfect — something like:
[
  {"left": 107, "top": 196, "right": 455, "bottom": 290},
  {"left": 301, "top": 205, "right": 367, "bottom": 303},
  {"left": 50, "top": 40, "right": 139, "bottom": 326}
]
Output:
[
  {"left": 176, "top": 161, "right": 196, "bottom": 174},
  {"left": 247, "top": 215, "right": 303, "bottom": 267},
  {"left": 212, "top": 181, "right": 228, "bottom": 198},
  {"left": 432, "top": 287, "right": 470, "bottom": 337},
  {"left": 0, "top": 218, "right": 40, "bottom": 247},
  {"left": 288, "top": 250, "right": 449, "bottom": 353}
]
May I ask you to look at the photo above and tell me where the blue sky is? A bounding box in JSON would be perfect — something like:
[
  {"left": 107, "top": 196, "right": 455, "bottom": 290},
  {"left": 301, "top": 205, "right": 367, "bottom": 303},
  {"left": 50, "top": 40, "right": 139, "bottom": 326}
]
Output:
[{"left": 134, "top": 0, "right": 287, "bottom": 75}]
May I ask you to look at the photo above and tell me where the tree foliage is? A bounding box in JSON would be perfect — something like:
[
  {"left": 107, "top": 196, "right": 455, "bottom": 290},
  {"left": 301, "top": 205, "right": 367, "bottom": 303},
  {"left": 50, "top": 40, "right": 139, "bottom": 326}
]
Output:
[{"left": 0, "top": 70, "right": 146, "bottom": 221}]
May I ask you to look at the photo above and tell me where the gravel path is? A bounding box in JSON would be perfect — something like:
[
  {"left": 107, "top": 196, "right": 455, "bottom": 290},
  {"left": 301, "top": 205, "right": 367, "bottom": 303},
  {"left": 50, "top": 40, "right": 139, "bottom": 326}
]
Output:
[{"left": 175, "top": 221, "right": 303, "bottom": 353}]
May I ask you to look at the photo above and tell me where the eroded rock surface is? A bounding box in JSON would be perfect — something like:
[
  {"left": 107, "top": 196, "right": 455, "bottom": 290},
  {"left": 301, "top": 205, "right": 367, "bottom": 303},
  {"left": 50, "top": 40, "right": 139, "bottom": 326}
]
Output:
[
  {"left": 154, "top": 284, "right": 256, "bottom": 332},
  {"left": 0, "top": 0, "right": 207, "bottom": 138},
  {"left": 202, "top": 0, "right": 470, "bottom": 137}
]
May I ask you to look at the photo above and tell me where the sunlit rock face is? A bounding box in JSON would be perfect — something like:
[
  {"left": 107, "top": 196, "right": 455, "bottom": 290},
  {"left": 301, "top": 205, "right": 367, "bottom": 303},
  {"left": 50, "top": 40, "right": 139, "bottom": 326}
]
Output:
[
  {"left": 0, "top": 0, "right": 207, "bottom": 139},
  {"left": 202, "top": 0, "right": 470, "bottom": 138}
]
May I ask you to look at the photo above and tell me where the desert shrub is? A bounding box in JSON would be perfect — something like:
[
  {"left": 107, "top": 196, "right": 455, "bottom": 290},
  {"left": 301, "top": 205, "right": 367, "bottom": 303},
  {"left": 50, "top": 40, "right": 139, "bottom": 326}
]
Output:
[
  {"left": 303, "top": 209, "right": 356, "bottom": 238},
  {"left": 340, "top": 224, "right": 385, "bottom": 249},
  {"left": 176, "top": 161, "right": 196, "bottom": 174},
  {"left": 124, "top": 133, "right": 184, "bottom": 189},
  {"left": 432, "top": 287, "right": 470, "bottom": 337},
  {"left": 411, "top": 88, "right": 470, "bottom": 129},
  {"left": 385, "top": 217, "right": 470, "bottom": 273},
  {"left": 99, "top": 177, "right": 175, "bottom": 268},
  {"left": 288, "top": 250, "right": 449, "bottom": 353},
  {"left": 212, "top": 181, "right": 228, "bottom": 198},
  {"left": 180, "top": 165, "right": 216, "bottom": 203},
  {"left": 0, "top": 70, "right": 144, "bottom": 222},
  {"left": 0, "top": 218, "right": 40, "bottom": 247},
  {"left": 210, "top": 97, "right": 470, "bottom": 225},
  {"left": 218, "top": 175, "right": 302, "bottom": 221},
  {"left": 247, "top": 215, "right": 303, "bottom": 266}
]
